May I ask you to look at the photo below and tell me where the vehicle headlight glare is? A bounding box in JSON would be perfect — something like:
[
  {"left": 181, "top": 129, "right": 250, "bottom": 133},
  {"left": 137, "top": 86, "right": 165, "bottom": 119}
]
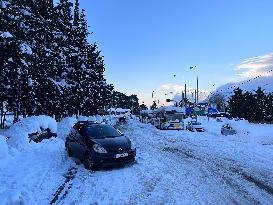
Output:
[{"left": 93, "top": 144, "right": 108, "bottom": 153}]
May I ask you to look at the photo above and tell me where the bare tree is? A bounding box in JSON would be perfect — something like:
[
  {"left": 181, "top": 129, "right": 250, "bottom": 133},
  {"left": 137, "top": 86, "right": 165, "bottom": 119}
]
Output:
[{"left": 208, "top": 93, "right": 226, "bottom": 111}]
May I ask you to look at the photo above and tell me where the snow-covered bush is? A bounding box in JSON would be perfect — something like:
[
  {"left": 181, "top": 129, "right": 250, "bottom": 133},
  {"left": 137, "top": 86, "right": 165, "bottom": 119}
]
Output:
[
  {"left": 5, "top": 115, "right": 57, "bottom": 150},
  {"left": 0, "top": 136, "right": 8, "bottom": 159}
]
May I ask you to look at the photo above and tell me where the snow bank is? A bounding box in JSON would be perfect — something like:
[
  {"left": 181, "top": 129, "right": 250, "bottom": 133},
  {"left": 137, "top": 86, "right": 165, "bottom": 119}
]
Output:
[
  {"left": 0, "top": 137, "right": 73, "bottom": 205},
  {"left": 57, "top": 117, "right": 77, "bottom": 140},
  {"left": 5, "top": 115, "right": 57, "bottom": 150},
  {"left": 78, "top": 115, "right": 99, "bottom": 122},
  {"left": 0, "top": 136, "right": 8, "bottom": 160},
  {"left": 102, "top": 115, "right": 118, "bottom": 126},
  {"left": 228, "top": 120, "right": 273, "bottom": 143}
]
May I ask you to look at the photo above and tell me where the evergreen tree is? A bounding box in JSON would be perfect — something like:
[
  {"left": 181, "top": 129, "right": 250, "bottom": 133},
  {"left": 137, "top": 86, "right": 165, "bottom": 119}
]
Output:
[
  {"left": 227, "top": 88, "right": 245, "bottom": 118},
  {"left": 266, "top": 93, "right": 273, "bottom": 122},
  {"left": 241, "top": 91, "right": 255, "bottom": 121},
  {"left": 0, "top": 0, "right": 124, "bottom": 120},
  {"left": 150, "top": 101, "right": 158, "bottom": 110},
  {"left": 139, "top": 103, "right": 148, "bottom": 111},
  {"left": 252, "top": 87, "right": 266, "bottom": 122}
]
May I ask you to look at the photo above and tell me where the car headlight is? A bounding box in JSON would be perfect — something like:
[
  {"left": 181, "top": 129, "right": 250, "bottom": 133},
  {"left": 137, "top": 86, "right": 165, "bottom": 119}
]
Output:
[
  {"left": 93, "top": 144, "right": 108, "bottom": 154},
  {"left": 131, "top": 141, "right": 136, "bottom": 150}
]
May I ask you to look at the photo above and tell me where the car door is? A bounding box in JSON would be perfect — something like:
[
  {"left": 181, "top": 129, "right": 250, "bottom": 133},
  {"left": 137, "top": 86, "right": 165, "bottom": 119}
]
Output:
[{"left": 69, "top": 129, "right": 86, "bottom": 160}]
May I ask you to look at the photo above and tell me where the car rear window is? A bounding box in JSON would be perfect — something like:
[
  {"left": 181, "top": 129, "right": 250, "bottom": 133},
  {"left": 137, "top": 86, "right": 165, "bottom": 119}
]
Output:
[{"left": 83, "top": 125, "right": 122, "bottom": 139}]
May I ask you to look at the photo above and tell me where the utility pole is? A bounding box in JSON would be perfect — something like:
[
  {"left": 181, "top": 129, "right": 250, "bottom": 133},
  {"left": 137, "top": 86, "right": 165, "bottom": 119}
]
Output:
[
  {"left": 197, "top": 76, "right": 199, "bottom": 104},
  {"left": 194, "top": 90, "right": 197, "bottom": 104},
  {"left": 184, "top": 84, "right": 187, "bottom": 99}
]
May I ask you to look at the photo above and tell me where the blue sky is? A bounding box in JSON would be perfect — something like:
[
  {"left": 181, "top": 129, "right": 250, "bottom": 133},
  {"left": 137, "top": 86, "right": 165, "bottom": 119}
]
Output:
[{"left": 74, "top": 0, "right": 273, "bottom": 105}]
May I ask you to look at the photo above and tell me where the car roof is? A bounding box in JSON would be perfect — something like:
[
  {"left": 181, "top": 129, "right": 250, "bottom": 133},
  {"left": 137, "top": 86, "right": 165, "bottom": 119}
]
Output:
[{"left": 74, "top": 121, "right": 107, "bottom": 128}]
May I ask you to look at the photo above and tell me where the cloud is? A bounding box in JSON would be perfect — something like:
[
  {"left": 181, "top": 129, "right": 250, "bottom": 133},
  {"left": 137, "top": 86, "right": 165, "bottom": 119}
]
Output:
[
  {"left": 236, "top": 53, "right": 273, "bottom": 78},
  {"left": 160, "top": 83, "right": 209, "bottom": 102}
]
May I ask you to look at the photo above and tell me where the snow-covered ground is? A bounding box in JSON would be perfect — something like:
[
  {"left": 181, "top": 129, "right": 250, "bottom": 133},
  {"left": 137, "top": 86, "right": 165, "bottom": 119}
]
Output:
[{"left": 1, "top": 117, "right": 273, "bottom": 204}]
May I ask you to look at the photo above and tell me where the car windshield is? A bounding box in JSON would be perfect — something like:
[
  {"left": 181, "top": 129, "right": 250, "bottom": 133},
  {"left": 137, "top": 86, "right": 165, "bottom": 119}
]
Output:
[
  {"left": 166, "top": 114, "right": 183, "bottom": 121},
  {"left": 83, "top": 125, "right": 122, "bottom": 139}
]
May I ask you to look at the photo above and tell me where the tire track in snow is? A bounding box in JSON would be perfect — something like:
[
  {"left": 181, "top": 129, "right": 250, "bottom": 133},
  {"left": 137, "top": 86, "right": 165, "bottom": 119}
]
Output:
[
  {"left": 49, "top": 167, "right": 77, "bottom": 205},
  {"left": 160, "top": 135, "right": 273, "bottom": 204},
  {"left": 120, "top": 122, "right": 234, "bottom": 204},
  {"left": 125, "top": 121, "right": 273, "bottom": 204}
]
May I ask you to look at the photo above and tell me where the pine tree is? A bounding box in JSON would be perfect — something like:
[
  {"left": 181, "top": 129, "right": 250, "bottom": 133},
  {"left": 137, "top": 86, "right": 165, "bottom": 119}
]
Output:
[
  {"left": 264, "top": 93, "right": 273, "bottom": 122},
  {"left": 150, "top": 101, "right": 158, "bottom": 110},
  {"left": 1, "top": 0, "right": 125, "bottom": 119},
  {"left": 253, "top": 87, "right": 266, "bottom": 122},
  {"left": 242, "top": 91, "right": 256, "bottom": 122},
  {"left": 227, "top": 88, "right": 245, "bottom": 118},
  {"left": 0, "top": 0, "right": 34, "bottom": 119}
]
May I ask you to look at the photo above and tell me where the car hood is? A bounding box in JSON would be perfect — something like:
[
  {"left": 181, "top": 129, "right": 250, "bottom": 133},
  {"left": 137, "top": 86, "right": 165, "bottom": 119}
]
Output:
[{"left": 90, "top": 135, "right": 131, "bottom": 153}]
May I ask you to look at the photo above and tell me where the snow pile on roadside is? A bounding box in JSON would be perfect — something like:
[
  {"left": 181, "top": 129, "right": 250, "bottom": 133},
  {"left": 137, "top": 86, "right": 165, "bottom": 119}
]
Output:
[
  {"left": 78, "top": 115, "right": 97, "bottom": 122},
  {"left": 0, "top": 136, "right": 8, "bottom": 160},
  {"left": 103, "top": 115, "right": 118, "bottom": 126},
  {"left": 198, "top": 116, "right": 273, "bottom": 144},
  {"left": 57, "top": 117, "right": 77, "bottom": 140},
  {"left": 4, "top": 115, "right": 57, "bottom": 150},
  {"left": 0, "top": 115, "right": 74, "bottom": 205},
  {"left": 228, "top": 120, "right": 273, "bottom": 143},
  {"left": 0, "top": 138, "right": 73, "bottom": 205},
  {"left": 78, "top": 115, "right": 105, "bottom": 123}
]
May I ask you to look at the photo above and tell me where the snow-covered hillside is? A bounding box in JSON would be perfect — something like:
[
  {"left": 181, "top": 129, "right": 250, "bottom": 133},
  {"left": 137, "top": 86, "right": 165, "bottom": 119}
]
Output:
[{"left": 213, "top": 74, "right": 273, "bottom": 99}]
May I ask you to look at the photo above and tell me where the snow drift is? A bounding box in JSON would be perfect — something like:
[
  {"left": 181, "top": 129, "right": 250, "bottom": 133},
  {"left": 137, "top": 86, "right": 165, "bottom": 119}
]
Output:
[
  {"left": 0, "top": 136, "right": 8, "bottom": 160},
  {"left": 5, "top": 115, "right": 57, "bottom": 150},
  {"left": 57, "top": 117, "right": 77, "bottom": 140}
]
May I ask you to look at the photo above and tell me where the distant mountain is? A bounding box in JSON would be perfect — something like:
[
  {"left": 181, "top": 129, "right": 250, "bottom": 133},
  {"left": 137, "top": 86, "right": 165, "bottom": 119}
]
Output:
[
  {"left": 212, "top": 75, "right": 273, "bottom": 100},
  {"left": 171, "top": 74, "right": 273, "bottom": 104}
]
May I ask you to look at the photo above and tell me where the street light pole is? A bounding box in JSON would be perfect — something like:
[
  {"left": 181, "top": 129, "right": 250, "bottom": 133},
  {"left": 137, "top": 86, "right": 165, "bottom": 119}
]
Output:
[{"left": 197, "top": 75, "right": 199, "bottom": 104}]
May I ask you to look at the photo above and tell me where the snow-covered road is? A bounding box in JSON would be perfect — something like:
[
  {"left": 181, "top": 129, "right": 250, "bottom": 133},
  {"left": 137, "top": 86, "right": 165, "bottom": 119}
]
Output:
[
  {"left": 1, "top": 118, "right": 273, "bottom": 205},
  {"left": 56, "top": 119, "right": 273, "bottom": 205}
]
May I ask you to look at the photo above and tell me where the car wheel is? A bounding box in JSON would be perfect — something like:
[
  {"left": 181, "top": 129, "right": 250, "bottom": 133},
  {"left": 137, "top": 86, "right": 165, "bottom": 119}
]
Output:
[{"left": 84, "top": 153, "right": 96, "bottom": 171}]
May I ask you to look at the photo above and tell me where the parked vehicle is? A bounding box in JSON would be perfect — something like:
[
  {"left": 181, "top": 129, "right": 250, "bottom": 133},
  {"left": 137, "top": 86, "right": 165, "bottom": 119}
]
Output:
[
  {"left": 221, "top": 124, "right": 237, "bottom": 135},
  {"left": 153, "top": 106, "right": 185, "bottom": 130},
  {"left": 65, "top": 121, "right": 136, "bottom": 170},
  {"left": 186, "top": 121, "right": 205, "bottom": 132},
  {"left": 28, "top": 128, "right": 57, "bottom": 143},
  {"left": 118, "top": 116, "right": 126, "bottom": 122}
]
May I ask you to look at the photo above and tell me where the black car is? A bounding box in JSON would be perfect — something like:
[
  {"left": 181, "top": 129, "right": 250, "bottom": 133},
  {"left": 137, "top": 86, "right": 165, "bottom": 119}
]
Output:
[
  {"left": 65, "top": 121, "right": 136, "bottom": 170},
  {"left": 118, "top": 116, "right": 126, "bottom": 122}
]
